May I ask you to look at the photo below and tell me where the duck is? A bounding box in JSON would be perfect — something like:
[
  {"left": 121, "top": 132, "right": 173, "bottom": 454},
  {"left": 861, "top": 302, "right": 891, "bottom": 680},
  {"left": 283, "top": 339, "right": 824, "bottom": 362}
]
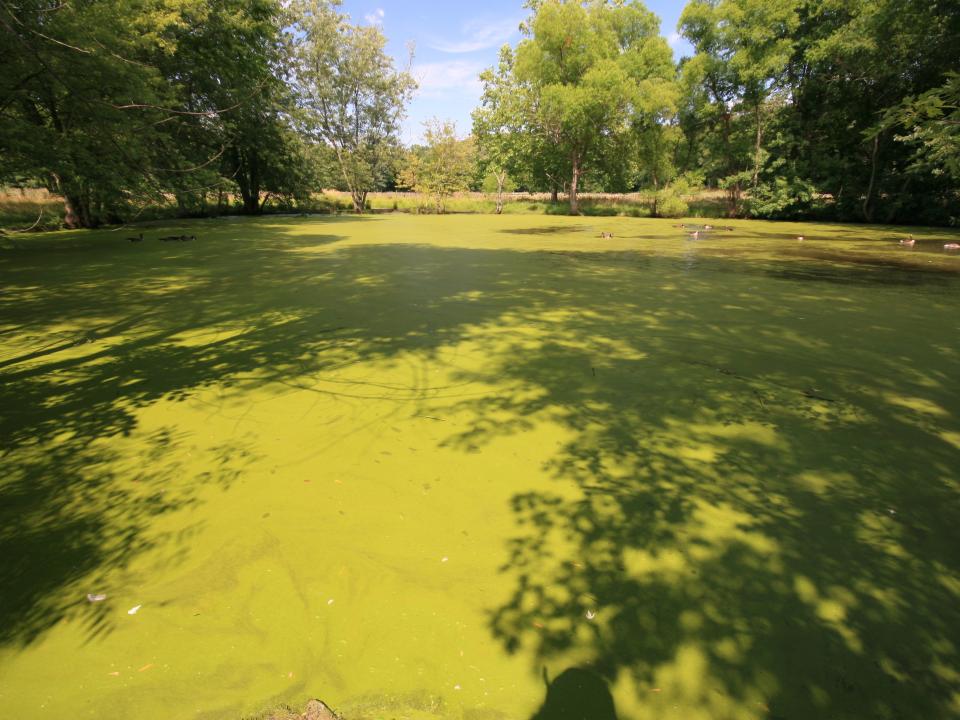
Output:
[
  {"left": 703, "top": 224, "right": 714, "bottom": 230},
  {"left": 899, "top": 235, "right": 915, "bottom": 246},
  {"left": 127, "top": 232, "right": 143, "bottom": 242},
  {"left": 796, "top": 235, "right": 805, "bottom": 241},
  {"left": 599, "top": 231, "right": 613, "bottom": 239},
  {"left": 178, "top": 234, "right": 196, "bottom": 242},
  {"left": 688, "top": 230, "right": 700, "bottom": 238},
  {"left": 944, "top": 242, "right": 960, "bottom": 250},
  {"left": 724, "top": 226, "right": 734, "bottom": 231}
]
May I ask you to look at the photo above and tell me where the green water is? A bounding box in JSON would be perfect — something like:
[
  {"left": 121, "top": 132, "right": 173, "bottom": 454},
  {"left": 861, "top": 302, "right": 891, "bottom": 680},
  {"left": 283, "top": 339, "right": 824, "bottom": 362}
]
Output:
[{"left": 1, "top": 214, "right": 959, "bottom": 720}]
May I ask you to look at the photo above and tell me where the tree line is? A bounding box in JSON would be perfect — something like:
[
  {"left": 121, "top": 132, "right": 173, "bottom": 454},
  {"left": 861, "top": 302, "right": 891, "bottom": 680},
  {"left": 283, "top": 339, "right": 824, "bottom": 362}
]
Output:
[{"left": 2, "top": 0, "right": 958, "bottom": 228}]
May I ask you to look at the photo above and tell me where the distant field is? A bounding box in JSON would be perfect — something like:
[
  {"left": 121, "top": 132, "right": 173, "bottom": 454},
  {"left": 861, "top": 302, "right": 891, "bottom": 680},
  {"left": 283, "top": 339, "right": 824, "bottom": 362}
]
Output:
[{"left": 0, "top": 188, "right": 63, "bottom": 232}]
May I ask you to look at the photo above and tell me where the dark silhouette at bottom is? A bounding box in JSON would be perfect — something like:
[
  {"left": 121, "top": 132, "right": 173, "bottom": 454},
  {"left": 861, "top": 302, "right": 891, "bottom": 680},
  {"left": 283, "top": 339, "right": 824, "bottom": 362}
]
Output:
[{"left": 531, "top": 667, "right": 617, "bottom": 720}]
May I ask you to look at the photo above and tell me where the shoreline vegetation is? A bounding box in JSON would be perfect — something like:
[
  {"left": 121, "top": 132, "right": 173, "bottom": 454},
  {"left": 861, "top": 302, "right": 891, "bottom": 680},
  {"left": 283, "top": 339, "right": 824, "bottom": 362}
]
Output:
[
  {"left": 5, "top": 1, "right": 957, "bottom": 232},
  {"left": 0, "top": 187, "right": 721, "bottom": 233},
  {"left": 0, "top": 186, "right": 921, "bottom": 234}
]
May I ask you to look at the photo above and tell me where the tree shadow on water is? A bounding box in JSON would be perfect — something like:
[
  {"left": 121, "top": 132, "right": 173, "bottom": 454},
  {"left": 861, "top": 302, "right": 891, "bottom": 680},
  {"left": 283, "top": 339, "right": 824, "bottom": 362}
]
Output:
[
  {"left": 0, "top": 221, "right": 957, "bottom": 720},
  {"left": 0, "top": 225, "right": 669, "bottom": 652},
  {"left": 429, "top": 252, "right": 960, "bottom": 718}
]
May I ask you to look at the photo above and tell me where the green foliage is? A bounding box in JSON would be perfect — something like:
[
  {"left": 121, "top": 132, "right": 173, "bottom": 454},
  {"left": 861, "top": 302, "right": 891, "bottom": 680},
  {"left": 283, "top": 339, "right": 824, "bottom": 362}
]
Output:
[
  {"left": 879, "top": 72, "right": 960, "bottom": 182},
  {"left": 651, "top": 172, "right": 700, "bottom": 218},
  {"left": 746, "top": 174, "right": 818, "bottom": 219},
  {"left": 481, "top": 171, "right": 516, "bottom": 196},
  {"left": 3, "top": 0, "right": 958, "bottom": 229},
  {"left": 473, "top": 46, "right": 533, "bottom": 213},
  {"left": 512, "top": 0, "right": 676, "bottom": 213},
  {"left": 291, "top": 1, "right": 415, "bottom": 212},
  {"left": 675, "top": 0, "right": 960, "bottom": 224},
  {"left": 0, "top": 0, "right": 312, "bottom": 226},
  {"left": 398, "top": 120, "right": 476, "bottom": 213}
]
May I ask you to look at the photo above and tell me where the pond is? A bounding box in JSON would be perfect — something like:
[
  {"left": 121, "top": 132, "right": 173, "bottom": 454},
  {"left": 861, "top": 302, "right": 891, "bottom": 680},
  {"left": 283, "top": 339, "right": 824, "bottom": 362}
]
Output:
[{"left": 1, "top": 214, "right": 959, "bottom": 719}]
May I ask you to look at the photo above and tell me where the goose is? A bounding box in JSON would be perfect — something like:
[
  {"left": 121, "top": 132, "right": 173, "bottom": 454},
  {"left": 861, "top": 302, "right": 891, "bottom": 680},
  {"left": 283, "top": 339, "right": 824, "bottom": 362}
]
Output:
[
  {"left": 944, "top": 243, "right": 960, "bottom": 250},
  {"left": 899, "top": 235, "right": 915, "bottom": 246},
  {"left": 179, "top": 235, "right": 196, "bottom": 242},
  {"left": 703, "top": 224, "right": 714, "bottom": 230},
  {"left": 600, "top": 231, "right": 613, "bottom": 239},
  {"left": 127, "top": 232, "right": 143, "bottom": 242}
]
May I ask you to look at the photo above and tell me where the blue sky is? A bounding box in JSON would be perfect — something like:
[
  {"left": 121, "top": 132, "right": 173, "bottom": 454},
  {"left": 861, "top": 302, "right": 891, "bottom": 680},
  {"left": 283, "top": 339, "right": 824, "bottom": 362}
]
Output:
[{"left": 339, "top": 0, "right": 694, "bottom": 144}]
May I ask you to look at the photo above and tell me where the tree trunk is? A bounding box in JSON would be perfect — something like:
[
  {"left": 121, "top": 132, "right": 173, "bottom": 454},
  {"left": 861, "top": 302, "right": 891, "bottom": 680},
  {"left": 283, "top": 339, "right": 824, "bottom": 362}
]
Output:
[
  {"left": 752, "top": 103, "right": 764, "bottom": 189},
  {"left": 726, "top": 182, "right": 741, "bottom": 218},
  {"left": 51, "top": 172, "right": 89, "bottom": 228},
  {"left": 650, "top": 172, "right": 660, "bottom": 218},
  {"left": 862, "top": 134, "right": 880, "bottom": 223},
  {"left": 350, "top": 189, "right": 367, "bottom": 213},
  {"left": 63, "top": 193, "right": 82, "bottom": 229},
  {"left": 247, "top": 149, "right": 261, "bottom": 214},
  {"left": 66, "top": 188, "right": 94, "bottom": 228},
  {"left": 236, "top": 148, "right": 261, "bottom": 215},
  {"left": 550, "top": 186, "right": 558, "bottom": 204},
  {"left": 569, "top": 151, "right": 581, "bottom": 215},
  {"left": 495, "top": 170, "right": 505, "bottom": 214}
]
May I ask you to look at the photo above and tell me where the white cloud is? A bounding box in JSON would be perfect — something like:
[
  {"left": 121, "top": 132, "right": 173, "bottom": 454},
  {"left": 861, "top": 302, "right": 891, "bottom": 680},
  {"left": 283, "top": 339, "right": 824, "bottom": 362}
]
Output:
[
  {"left": 668, "top": 31, "right": 682, "bottom": 47},
  {"left": 412, "top": 60, "right": 485, "bottom": 97},
  {"left": 364, "top": 8, "right": 384, "bottom": 25},
  {"left": 428, "top": 17, "right": 520, "bottom": 54}
]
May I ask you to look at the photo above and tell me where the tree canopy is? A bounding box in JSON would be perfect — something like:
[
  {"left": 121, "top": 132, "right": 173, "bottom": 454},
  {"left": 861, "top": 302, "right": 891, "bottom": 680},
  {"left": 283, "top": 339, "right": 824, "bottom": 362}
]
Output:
[
  {"left": 291, "top": 0, "right": 415, "bottom": 213},
  {"left": 0, "top": 0, "right": 316, "bottom": 226},
  {"left": 508, "top": 0, "right": 676, "bottom": 213},
  {"left": 2, "top": 0, "right": 958, "bottom": 226}
]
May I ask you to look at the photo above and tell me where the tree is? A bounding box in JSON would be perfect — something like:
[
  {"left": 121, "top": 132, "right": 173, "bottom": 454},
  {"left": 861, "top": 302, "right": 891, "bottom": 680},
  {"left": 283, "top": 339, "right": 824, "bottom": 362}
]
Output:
[
  {"left": 513, "top": 0, "right": 675, "bottom": 214},
  {"left": 0, "top": 0, "right": 308, "bottom": 226},
  {"left": 398, "top": 120, "right": 475, "bottom": 213},
  {"left": 293, "top": 1, "right": 415, "bottom": 213},
  {"left": 473, "top": 46, "right": 527, "bottom": 214},
  {"left": 677, "top": 0, "right": 960, "bottom": 224},
  {"left": 679, "top": 0, "right": 799, "bottom": 214},
  {"left": 164, "top": 0, "right": 310, "bottom": 216},
  {"left": 0, "top": 0, "right": 181, "bottom": 226}
]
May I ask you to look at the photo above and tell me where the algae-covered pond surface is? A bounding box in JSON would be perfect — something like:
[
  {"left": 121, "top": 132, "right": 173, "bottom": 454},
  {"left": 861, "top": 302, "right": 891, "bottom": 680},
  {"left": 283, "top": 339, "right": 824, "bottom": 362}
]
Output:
[{"left": 1, "top": 214, "right": 959, "bottom": 719}]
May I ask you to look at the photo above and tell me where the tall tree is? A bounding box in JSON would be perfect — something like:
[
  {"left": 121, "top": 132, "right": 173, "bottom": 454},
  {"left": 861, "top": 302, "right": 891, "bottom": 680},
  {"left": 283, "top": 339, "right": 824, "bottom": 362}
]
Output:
[
  {"left": 162, "top": 0, "right": 309, "bottom": 216},
  {"left": 293, "top": 0, "right": 415, "bottom": 213},
  {"left": 794, "top": 0, "right": 960, "bottom": 222},
  {"left": 513, "top": 0, "right": 675, "bottom": 214}
]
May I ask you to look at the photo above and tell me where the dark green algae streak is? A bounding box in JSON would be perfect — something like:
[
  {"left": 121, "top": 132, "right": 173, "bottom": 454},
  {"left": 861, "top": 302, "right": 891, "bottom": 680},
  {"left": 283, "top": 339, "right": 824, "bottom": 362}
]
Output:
[{"left": 0, "top": 214, "right": 958, "bottom": 720}]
